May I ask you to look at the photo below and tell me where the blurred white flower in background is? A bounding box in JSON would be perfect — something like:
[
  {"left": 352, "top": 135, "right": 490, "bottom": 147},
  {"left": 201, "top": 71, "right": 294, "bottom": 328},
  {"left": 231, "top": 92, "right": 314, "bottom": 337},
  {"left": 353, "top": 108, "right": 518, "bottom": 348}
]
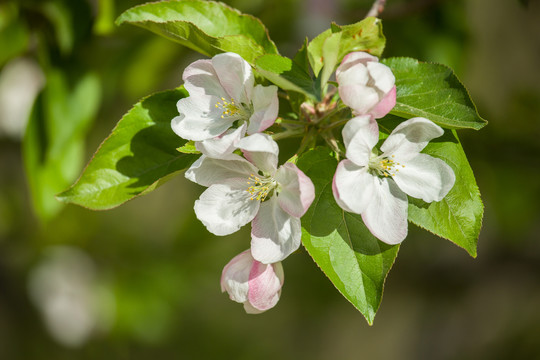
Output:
[
  {"left": 27, "top": 246, "right": 115, "bottom": 347},
  {"left": 0, "top": 57, "right": 44, "bottom": 139}
]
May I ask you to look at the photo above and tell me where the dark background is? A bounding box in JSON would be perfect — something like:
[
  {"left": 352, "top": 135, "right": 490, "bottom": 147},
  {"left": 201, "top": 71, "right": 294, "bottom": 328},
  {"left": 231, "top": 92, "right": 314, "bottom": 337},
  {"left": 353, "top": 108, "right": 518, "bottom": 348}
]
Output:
[{"left": 1, "top": 0, "right": 539, "bottom": 358}]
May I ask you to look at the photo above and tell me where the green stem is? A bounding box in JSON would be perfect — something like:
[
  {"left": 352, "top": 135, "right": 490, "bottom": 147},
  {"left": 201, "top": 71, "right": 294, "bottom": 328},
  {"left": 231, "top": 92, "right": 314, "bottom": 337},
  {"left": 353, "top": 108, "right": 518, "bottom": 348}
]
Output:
[
  {"left": 322, "top": 116, "right": 351, "bottom": 131},
  {"left": 320, "top": 130, "right": 343, "bottom": 158},
  {"left": 271, "top": 128, "right": 305, "bottom": 141},
  {"left": 277, "top": 118, "right": 305, "bottom": 125},
  {"left": 296, "top": 128, "right": 318, "bottom": 155}
]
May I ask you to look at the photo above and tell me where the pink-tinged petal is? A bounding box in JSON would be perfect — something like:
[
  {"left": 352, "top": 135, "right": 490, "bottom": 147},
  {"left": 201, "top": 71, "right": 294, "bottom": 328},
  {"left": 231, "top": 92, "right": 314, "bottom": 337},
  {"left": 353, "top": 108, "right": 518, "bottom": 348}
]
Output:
[
  {"left": 332, "top": 160, "right": 376, "bottom": 214},
  {"left": 366, "top": 62, "right": 395, "bottom": 94},
  {"left": 237, "top": 133, "right": 279, "bottom": 174},
  {"left": 338, "top": 84, "right": 380, "bottom": 115},
  {"left": 370, "top": 85, "right": 396, "bottom": 119},
  {"left": 195, "top": 123, "right": 247, "bottom": 159},
  {"left": 220, "top": 250, "right": 253, "bottom": 303},
  {"left": 251, "top": 197, "right": 301, "bottom": 264},
  {"left": 173, "top": 95, "right": 235, "bottom": 141},
  {"left": 275, "top": 163, "right": 315, "bottom": 217},
  {"left": 243, "top": 302, "right": 265, "bottom": 314},
  {"left": 336, "top": 61, "right": 370, "bottom": 87},
  {"left": 247, "top": 84, "right": 278, "bottom": 134},
  {"left": 247, "top": 260, "right": 284, "bottom": 312},
  {"left": 381, "top": 117, "right": 444, "bottom": 161},
  {"left": 342, "top": 115, "right": 376, "bottom": 150},
  {"left": 212, "top": 52, "right": 254, "bottom": 105},
  {"left": 344, "top": 117, "right": 379, "bottom": 167},
  {"left": 182, "top": 59, "right": 229, "bottom": 99},
  {"left": 393, "top": 153, "right": 456, "bottom": 202},
  {"left": 337, "top": 52, "right": 378, "bottom": 77},
  {"left": 332, "top": 173, "right": 354, "bottom": 213},
  {"left": 361, "top": 177, "right": 408, "bottom": 244},
  {"left": 194, "top": 179, "right": 260, "bottom": 236},
  {"left": 185, "top": 153, "right": 256, "bottom": 186}
]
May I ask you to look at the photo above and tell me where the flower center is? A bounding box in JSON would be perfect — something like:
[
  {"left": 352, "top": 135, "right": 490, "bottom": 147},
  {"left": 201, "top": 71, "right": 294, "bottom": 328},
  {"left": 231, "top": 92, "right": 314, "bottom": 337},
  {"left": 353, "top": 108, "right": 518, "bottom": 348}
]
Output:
[
  {"left": 215, "top": 97, "right": 249, "bottom": 119},
  {"left": 368, "top": 153, "right": 405, "bottom": 178},
  {"left": 246, "top": 173, "right": 277, "bottom": 201}
]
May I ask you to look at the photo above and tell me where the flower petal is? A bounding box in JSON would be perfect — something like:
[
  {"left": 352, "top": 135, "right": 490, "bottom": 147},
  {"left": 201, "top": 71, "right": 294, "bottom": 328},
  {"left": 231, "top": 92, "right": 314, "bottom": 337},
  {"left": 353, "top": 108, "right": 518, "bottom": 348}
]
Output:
[
  {"left": 393, "top": 153, "right": 456, "bottom": 202},
  {"left": 185, "top": 154, "right": 256, "bottom": 186},
  {"left": 212, "top": 52, "right": 254, "bottom": 105},
  {"left": 381, "top": 117, "right": 444, "bottom": 161},
  {"left": 182, "top": 59, "right": 229, "bottom": 98},
  {"left": 220, "top": 250, "right": 253, "bottom": 303},
  {"left": 195, "top": 123, "right": 247, "bottom": 159},
  {"left": 344, "top": 116, "right": 379, "bottom": 167},
  {"left": 338, "top": 84, "right": 380, "bottom": 115},
  {"left": 361, "top": 177, "right": 408, "bottom": 245},
  {"left": 243, "top": 301, "right": 265, "bottom": 314},
  {"left": 194, "top": 179, "right": 260, "bottom": 236},
  {"left": 332, "top": 160, "right": 375, "bottom": 214},
  {"left": 336, "top": 51, "right": 378, "bottom": 80},
  {"left": 247, "top": 84, "right": 279, "bottom": 134},
  {"left": 370, "top": 85, "right": 396, "bottom": 119},
  {"left": 251, "top": 197, "right": 301, "bottom": 264},
  {"left": 275, "top": 163, "right": 315, "bottom": 218},
  {"left": 336, "top": 61, "right": 370, "bottom": 87},
  {"left": 342, "top": 115, "right": 377, "bottom": 150},
  {"left": 237, "top": 133, "right": 279, "bottom": 174},
  {"left": 173, "top": 95, "right": 235, "bottom": 141},
  {"left": 366, "top": 61, "right": 395, "bottom": 94},
  {"left": 247, "top": 260, "right": 284, "bottom": 312}
]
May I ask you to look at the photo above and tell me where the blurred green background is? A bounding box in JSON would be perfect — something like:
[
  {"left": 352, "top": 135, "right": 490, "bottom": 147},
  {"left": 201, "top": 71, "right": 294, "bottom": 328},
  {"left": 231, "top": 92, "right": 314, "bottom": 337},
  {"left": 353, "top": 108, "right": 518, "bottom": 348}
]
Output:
[{"left": 1, "top": 0, "right": 540, "bottom": 358}]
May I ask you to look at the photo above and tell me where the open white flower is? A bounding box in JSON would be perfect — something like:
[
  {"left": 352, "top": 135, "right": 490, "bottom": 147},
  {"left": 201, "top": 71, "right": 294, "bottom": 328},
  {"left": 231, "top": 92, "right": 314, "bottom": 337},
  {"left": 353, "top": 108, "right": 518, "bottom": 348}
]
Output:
[
  {"left": 336, "top": 52, "right": 396, "bottom": 119},
  {"left": 221, "top": 249, "right": 284, "bottom": 314},
  {"left": 333, "top": 115, "right": 456, "bottom": 244},
  {"left": 186, "top": 133, "right": 315, "bottom": 263},
  {"left": 171, "top": 52, "right": 279, "bottom": 158}
]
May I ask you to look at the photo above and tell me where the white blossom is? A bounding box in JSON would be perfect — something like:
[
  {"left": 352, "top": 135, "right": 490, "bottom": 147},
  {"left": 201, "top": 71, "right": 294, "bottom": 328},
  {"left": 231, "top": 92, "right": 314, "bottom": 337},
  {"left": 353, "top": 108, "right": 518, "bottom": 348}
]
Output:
[
  {"left": 333, "top": 116, "right": 456, "bottom": 244},
  {"left": 185, "top": 133, "right": 315, "bottom": 263},
  {"left": 171, "top": 52, "right": 278, "bottom": 158}
]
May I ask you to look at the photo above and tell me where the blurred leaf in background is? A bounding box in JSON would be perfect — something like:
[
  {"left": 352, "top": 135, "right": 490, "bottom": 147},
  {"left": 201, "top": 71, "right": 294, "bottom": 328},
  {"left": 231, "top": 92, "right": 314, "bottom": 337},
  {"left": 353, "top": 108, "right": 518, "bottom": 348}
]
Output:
[{"left": 23, "top": 70, "right": 100, "bottom": 221}]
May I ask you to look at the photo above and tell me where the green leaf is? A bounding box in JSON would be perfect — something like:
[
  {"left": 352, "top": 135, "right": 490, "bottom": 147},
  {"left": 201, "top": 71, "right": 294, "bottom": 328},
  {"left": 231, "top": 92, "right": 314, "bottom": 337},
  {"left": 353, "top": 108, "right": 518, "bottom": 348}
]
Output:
[
  {"left": 382, "top": 57, "right": 488, "bottom": 130},
  {"left": 293, "top": 38, "right": 310, "bottom": 75},
  {"left": 307, "top": 17, "right": 386, "bottom": 79},
  {"left": 409, "top": 131, "right": 483, "bottom": 257},
  {"left": 23, "top": 71, "right": 101, "bottom": 221},
  {"left": 254, "top": 54, "right": 318, "bottom": 100},
  {"left": 116, "top": 0, "right": 278, "bottom": 64},
  {"left": 176, "top": 140, "right": 200, "bottom": 154},
  {"left": 379, "top": 116, "right": 483, "bottom": 257},
  {"left": 57, "top": 88, "right": 197, "bottom": 210},
  {"left": 297, "top": 148, "right": 399, "bottom": 325}
]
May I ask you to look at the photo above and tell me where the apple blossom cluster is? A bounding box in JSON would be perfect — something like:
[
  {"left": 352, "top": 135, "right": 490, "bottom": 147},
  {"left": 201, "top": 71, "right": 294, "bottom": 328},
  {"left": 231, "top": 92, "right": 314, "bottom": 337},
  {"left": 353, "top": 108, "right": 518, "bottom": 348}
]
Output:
[
  {"left": 172, "top": 52, "right": 315, "bottom": 313},
  {"left": 171, "top": 51, "right": 455, "bottom": 313}
]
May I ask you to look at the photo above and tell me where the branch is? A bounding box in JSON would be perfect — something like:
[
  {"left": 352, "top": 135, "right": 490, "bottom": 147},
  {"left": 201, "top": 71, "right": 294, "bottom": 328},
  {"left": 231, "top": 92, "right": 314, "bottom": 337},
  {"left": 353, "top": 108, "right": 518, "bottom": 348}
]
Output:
[{"left": 366, "top": 0, "right": 387, "bottom": 18}]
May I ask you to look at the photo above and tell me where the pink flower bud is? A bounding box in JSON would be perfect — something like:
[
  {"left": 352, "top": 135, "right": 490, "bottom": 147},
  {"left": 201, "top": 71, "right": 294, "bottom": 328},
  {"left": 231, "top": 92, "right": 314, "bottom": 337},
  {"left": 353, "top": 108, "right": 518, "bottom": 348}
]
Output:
[
  {"left": 220, "top": 250, "right": 284, "bottom": 314},
  {"left": 337, "top": 51, "right": 396, "bottom": 118}
]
